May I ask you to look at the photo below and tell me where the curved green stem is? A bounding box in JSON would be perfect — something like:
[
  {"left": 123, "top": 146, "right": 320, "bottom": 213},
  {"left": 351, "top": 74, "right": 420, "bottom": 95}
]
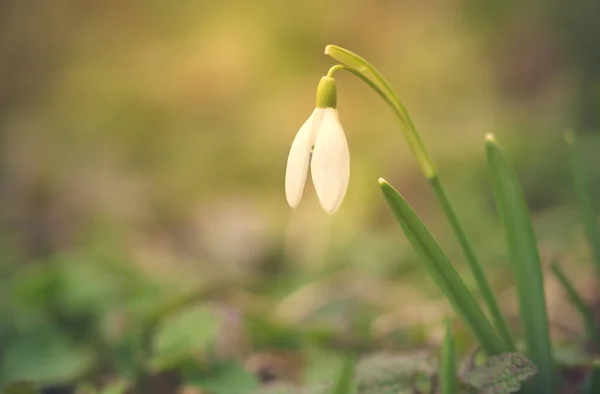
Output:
[
  {"left": 325, "top": 45, "right": 514, "bottom": 349},
  {"left": 327, "top": 64, "right": 348, "bottom": 77},
  {"left": 325, "top": 46, "right": 435, "bottom": 178}
]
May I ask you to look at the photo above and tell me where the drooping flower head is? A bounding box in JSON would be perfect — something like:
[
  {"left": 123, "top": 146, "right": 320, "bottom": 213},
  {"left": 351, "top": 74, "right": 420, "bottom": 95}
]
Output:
[{"left": 285, "top": 76, "right": 350, "bottom": 214}]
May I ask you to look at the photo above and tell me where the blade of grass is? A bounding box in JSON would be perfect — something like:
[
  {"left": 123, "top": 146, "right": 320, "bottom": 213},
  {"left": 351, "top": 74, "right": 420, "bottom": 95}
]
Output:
[
  {"left": 551, "top": 261, "right": 600, "bottom": 346},
  {"left": 565, "top": 130, "right": 600, "bottom": 276},
  {"left": 378, "top": 178, "right": 507, "bottom": 355},
  {"left": 325, "top": 45, "right": 514, "bottom": 350},
  {"left": 441, "top": 319, "right": 457, "bottom": 394},
  {"left": 330, "top": 354, "right": 357, "bottom": 394},
  {"left": 485, "top": 133, "right": 554, "bottom": 393}
]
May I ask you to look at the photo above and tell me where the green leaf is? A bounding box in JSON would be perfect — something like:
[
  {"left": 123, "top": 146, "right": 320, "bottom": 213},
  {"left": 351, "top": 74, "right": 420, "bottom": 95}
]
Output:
[
  {"left": 136, "top": 280, "right": 237, "bottom": 377},
  {"left": 98, "top": 380, "right": 129, "bottom": 394},
  {"left": 378, "top": 179, "right": 507, "bottom": 355},
  {"left": 1, "top": 382, "right": 38, "bottom": 394},
  {"left": 74, "top": 382, "right": 97, "bottom": 394},
  {"left": 551, "top": 261, "right": 600, "bottom": 346},
  {"left": 0, "top": 323, "right": 94, "bottom": 386},
  {"left": 485, "top": 134, "right": 554, "bottom": 393},
  {"left": 245, "top": 316, "right": 303, "bottom": 351},
  {"left": 355, "top": 351, "right": 437, "bottom": 394},
  {"left": 150, "top": 304, "right": 220, "bottom": 371},
  {"left": 565, "top": 131, "right": 600, "bottom": 275},
  {"left": 186, "top": 361, "right": 260, "bottom": 394},
  {"left": 329, "top": 354, "right": 357, "bottom": 394},
  {"left": 74, "top": 380, "right": 129, "bottom": 394},
  {"left": 303, "top": 348, "right": 354, "bottom": 390},
  {"left": 463, "top": 353, "right": 537, "bottom": 394},
  {"left": 552, "top": 344, "right": 593, "bottom": 367},
  {"left": 441, "top": 320, "right": 457, "bottom": 394}
]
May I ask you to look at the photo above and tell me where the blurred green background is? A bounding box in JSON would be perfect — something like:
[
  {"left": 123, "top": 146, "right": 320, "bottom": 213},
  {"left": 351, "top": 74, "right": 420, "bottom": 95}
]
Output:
[{"left": 1, "top": 0, "right": 600, "bottom": 392}]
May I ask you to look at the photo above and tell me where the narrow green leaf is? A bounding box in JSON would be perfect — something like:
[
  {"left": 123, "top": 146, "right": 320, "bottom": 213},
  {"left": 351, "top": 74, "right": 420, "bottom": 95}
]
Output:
[
  {"left": 441, "top": 319, "right": 457, "bottom": 394},
  {"left": 378, "top": 179, "right": 507, "bottom": 355},
  {"left": 551, "top": 262, "right": 600, "bottom": 346},
  {"left": 463, "top": 352, "right": 537, "bottom": 394},
  {"left": 565, "top": 130, "right": 600, "bottom": 276},
  {"left": 484, "top": 133, "right": 554, "bottom": 393},
  {"left": 330, "top": 354, "right": 357, "bottom": 394}
]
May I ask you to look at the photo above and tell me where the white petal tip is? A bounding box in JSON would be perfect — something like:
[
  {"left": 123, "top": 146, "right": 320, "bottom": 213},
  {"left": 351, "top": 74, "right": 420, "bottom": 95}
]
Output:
[
  {"left": 285, "top": 182, "right": 305, "bottom": 210},
  {"left": 286, "top": 199, "right": 299, "bottom": 210},
  {"left": 285, "top": 184, "right": 304, "bottom": 209},
  {"left": 377, "top": 177, "right": 387, "bottom": 185},
  {"left": 322, "top": 203, "right": 341, "bottom": 215},
  {"left": 317, "top": 187, "right": 347, "bottom": 215}
]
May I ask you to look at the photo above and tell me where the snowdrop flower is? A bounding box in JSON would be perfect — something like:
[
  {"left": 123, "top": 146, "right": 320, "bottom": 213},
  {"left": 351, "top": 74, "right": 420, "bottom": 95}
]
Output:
[{"left": 285, "top": 76, "right": 350, "bottom": 214}]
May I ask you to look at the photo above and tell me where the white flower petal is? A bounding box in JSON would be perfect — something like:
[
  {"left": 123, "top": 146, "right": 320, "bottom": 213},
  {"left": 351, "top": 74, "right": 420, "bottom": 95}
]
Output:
[
  {"left": 285, "top": 108, "right": 324, "bottom": 208},
  {"left": 310, "top": 108, "right": 350, "bottom": 214}
]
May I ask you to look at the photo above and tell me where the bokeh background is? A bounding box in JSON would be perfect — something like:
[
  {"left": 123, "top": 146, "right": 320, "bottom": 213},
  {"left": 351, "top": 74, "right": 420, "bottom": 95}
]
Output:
[{"left": 2, "top": 0, "right": 600, "bottom": 392}]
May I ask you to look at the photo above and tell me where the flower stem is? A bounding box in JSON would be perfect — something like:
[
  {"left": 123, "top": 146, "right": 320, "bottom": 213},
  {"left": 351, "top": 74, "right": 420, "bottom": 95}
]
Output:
[
  {"left": 325, "top": 50, "right": 435, "bottom": 179},
  {"left": 441, "top": 318, "right": 458, "bottom": 394},
  {"left": 429, "top": 176, "right": 514, "bottom": 349},
  {"left": 327, "top": 64, "right": 348, "bottom": 78},
  {"left": 325, "top": 44, "right": 514, "bottom": 349}
]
